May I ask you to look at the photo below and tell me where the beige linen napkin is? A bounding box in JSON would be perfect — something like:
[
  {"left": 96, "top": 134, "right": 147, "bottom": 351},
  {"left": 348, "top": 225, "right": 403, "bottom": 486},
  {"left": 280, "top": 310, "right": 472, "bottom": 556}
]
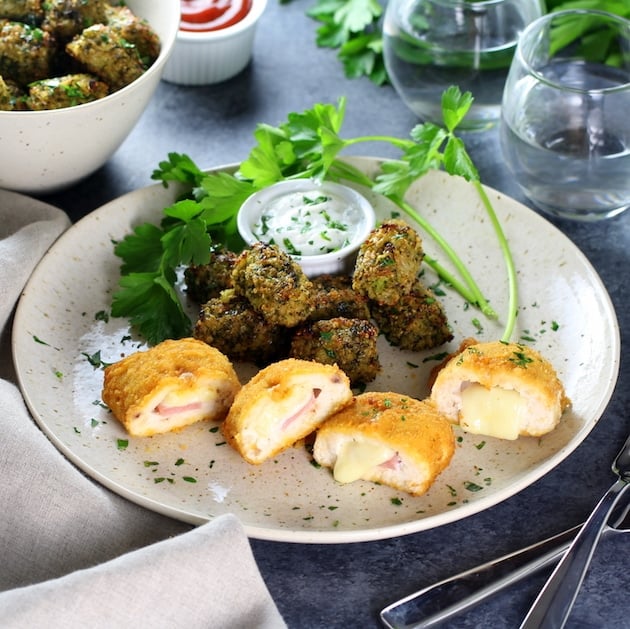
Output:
[{"left": 0, "top": 190, "right": 286, "bottom": 629}]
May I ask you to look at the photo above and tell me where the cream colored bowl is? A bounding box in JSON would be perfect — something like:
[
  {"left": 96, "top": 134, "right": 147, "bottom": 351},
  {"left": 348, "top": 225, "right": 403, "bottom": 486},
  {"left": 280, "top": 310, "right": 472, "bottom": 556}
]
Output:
[
  {"left": 0, "top": 0, "right": 180, "bottom": 195},
  {"left": 162, "top": 0, "right": 267, "bottom": 86}
]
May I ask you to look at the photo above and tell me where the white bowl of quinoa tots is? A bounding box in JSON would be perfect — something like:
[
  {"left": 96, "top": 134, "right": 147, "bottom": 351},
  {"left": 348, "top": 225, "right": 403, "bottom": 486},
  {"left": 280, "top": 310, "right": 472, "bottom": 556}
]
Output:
[
  {"left": 0, "top": 0, "right": 179, "bottom": 194},
  {"left": 237, "top": 179, "right": 377, "bottom": 277}
]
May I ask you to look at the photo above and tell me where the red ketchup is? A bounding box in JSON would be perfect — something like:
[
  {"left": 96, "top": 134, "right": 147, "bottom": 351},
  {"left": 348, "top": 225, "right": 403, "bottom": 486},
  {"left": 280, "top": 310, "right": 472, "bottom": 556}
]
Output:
[{"left": 180, "top": 0, "right": 252, "bottom": 32}]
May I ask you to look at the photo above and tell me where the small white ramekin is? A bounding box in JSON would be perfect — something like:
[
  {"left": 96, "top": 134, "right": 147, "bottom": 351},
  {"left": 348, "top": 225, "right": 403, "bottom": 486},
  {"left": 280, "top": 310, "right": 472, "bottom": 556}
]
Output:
[
  {"left": 161, "top": 0, "right": 267, "bottom": 86},
  {"left": 237, "top": 179, "right": 377, "bottom": 277}
]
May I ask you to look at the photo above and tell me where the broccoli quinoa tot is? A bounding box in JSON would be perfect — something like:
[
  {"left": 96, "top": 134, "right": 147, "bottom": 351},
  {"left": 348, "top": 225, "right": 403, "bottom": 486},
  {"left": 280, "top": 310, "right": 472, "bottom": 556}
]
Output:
[
  {"left": 352, "top": 218, "right": 424, "bottom": 306},
  {"left": 231, "top": 242, "right": 315, "bottom": 327},
  {"left": 0, "top": 0, "right": 161, "bottom": 110},
  {"left": 370, "top": 279, "right": 453, "bottom": 351},
  {"left": 307, "top": 274, "right": 371, "bottom": 322},
  {"left": 289, "top": 317, "right": 381, "bottom": 385},
  {"left": 194, "top": 290, "right": 289, "bottom": 365},
  {"left": 184, "top": 247, "right": 237, "bottom": 304}
]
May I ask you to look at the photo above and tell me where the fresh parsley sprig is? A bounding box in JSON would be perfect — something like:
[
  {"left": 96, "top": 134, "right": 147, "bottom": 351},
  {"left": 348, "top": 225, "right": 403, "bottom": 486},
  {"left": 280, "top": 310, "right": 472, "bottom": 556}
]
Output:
[
  {"left": 307, "top": 0, "right": 387, "bottom": 85},
  {"left": 112, "top": 88, "right": 517, "bottom": 345}
]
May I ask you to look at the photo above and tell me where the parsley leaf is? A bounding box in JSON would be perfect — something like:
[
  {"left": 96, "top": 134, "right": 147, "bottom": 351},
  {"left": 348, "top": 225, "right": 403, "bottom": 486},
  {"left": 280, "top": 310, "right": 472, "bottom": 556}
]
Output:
[
  {"left": 111, "top": 271, "right": 190, "bottom": 344},
  {"left": 307, "top": 0, "right": 386, "bottom": 85},
  {"left": 111, "top": 89, "right": 518, "bottom": 345}
]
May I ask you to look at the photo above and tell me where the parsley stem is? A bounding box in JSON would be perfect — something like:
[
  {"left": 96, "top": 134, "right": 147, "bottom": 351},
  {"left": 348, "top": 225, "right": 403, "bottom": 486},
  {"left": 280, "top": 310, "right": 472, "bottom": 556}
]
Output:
[
  {"left": 396, "top": 197, "right": 497, "bottom": 318},
  {"left": 422, "top": 254, "right": 479, "bottom": 305},
  {"left": 328, "top": 159, "right": 375, "bottom": 188},
  {"left": 473, "top": 180, "right": 517, "bottom": 341},
  {"left": 344, "top": 135, "right": 414, "bottom": 151}
]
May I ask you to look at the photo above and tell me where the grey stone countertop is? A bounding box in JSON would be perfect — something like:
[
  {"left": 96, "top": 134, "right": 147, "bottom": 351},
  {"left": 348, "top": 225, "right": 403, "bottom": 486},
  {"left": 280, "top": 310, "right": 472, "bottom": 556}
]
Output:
[{"left": 37, "top": 1, "right": 630, "bottom": 627}]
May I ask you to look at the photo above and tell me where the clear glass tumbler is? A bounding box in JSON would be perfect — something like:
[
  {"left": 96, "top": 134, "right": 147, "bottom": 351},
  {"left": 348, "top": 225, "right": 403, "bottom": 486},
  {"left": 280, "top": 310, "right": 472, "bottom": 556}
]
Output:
[
  {"left": 382, "top": 0, "right": 545, "bottom": 130},
  {"left": 500, "top": 9, "right": 630, "bottom": 221}
]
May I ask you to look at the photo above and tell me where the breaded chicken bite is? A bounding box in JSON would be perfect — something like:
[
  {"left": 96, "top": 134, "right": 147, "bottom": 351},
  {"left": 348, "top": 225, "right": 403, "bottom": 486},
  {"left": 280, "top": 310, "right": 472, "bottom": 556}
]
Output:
[
  {"left": 430, "top": 340, "right": 571, "bottom": 440},
  {"left": 352, "top": 219, "right": 424, "bottom": 306},
  {"left": 313, "top": 392, "right": 455, "bottom": 496},
  {"left": 289, "top": 317, "right": 380, "bottom": 385},
  {"left": 102, "top": 338, "right": 241, "bottom": 437},
  {"left": 222, "top": 358, "right": 353, "bottom": 464},
  {"left": 0, "top": 19, "right": 56, "bottom": 85},
  {"left": 370, "top": 279, "right": 453, "bottom": 351},
  {"left": 27, "top": 73, "right": 109, "bottom": 109},
  {"left": 194, "top": 289, "right": 289, "bottom": 365},
  {"left": 66, "top": 23, "right": 146, "bottom": 91},
  {"left": 231, "top": 242, "right": 315, "bottom": 327}
]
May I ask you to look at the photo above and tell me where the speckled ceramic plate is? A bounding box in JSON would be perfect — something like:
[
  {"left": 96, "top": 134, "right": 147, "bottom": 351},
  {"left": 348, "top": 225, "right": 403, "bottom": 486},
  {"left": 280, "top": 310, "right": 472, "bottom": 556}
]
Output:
[{"left": 12, "top": 158, "right": 620, "bottom": 543}]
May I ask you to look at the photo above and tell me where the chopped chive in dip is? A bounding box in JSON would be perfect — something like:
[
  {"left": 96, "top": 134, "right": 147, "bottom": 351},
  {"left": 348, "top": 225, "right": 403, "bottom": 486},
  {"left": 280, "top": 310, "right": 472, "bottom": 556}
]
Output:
[{"left": 252, "top": 187, "right": 365, "bottom": 256}]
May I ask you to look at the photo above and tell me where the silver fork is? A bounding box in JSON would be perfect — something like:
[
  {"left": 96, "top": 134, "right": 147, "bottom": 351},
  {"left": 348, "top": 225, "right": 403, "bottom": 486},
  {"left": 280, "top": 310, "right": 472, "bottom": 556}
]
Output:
[
  {"left": 380, "top": 467, "right": 630, "bottom": 628},
  {"left": 520, "top": 431, "right": 630, "bottom": 628}
]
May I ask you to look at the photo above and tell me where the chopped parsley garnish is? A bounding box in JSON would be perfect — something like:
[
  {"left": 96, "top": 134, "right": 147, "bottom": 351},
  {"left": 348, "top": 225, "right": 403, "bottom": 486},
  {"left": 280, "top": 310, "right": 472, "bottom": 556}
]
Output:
[
  {"left": 510, "top": 351, "right": 534, "bottom": 368},
  {"left": 82, "top": 350, "right": 112, "bottom": 369},
  {"left": 464, "top": 481, "right": 484, "bottom": 492},
  {"left": 282, "top": 238, "right": 301, "bottom": 255}
]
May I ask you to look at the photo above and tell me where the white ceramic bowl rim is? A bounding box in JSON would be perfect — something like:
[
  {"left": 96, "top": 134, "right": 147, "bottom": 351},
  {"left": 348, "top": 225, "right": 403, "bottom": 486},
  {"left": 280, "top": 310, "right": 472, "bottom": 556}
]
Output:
[
  {"left": 176, "top": 0, "right": 268, "bottom": 41},
  {"left": 237, "top": 179, "right": 377, "bottom": 263},
  {"left": 0, "top": 1, "right": 179, "bottom": 117}
]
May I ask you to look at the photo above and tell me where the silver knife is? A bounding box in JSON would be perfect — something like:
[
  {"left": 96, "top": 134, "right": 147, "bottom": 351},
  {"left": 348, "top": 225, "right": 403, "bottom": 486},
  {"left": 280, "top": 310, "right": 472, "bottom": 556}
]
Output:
[{"left": 380, "top": 500, "right": 630, "bottom": 629}]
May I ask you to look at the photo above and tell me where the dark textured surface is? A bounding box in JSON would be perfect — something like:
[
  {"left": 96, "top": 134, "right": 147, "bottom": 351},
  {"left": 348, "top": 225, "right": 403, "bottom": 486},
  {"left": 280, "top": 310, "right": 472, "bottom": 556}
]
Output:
[{"left": 36, "top": 1, "right": 630, "bottom": 627}]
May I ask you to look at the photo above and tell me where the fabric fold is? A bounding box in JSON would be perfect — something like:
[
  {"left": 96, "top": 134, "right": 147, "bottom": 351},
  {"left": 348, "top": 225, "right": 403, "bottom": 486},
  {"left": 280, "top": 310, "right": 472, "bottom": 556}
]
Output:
[{"left": 0, "top": 514, "right": 285, "bottom": 629}]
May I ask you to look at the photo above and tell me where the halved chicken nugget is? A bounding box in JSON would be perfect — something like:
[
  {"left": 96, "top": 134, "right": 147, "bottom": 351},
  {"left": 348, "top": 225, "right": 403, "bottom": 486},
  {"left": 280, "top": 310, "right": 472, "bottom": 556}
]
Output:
[
  {"left": 430, "top": 340, "right": 570, "bottom": 439},
  {"left": 313, "top": 392, "right": 455, "bottom": 496},
  {"left": 102, "top": 338, "right": 241, "bottom": 437},
  {"left": 222, "top": 358, "right": 353, "bottom": 464}
]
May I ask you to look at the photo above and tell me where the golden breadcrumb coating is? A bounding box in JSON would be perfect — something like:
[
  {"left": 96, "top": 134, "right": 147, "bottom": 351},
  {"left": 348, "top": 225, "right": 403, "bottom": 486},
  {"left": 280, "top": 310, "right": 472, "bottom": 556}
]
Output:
[
  {"left": 222, "top": 358, "right": 353, "bottom": 465},
  {"left": 430, "top": 340, "right": 571, "bottom": 438},
  {"left": 102, "top": 338, "right": 241, "bottom": 437},
  {"left": 313, "top": 392, "right": 455, "bottom": 496}
]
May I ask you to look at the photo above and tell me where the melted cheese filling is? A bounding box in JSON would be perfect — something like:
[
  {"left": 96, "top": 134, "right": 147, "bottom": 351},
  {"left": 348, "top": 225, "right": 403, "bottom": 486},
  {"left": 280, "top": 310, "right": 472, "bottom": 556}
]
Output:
[
  {"left": 333, "top": 438, "right": 396, "bottom": 484},
  {"left": 460, "top": 383, "right": 524, "bottom": 440}
]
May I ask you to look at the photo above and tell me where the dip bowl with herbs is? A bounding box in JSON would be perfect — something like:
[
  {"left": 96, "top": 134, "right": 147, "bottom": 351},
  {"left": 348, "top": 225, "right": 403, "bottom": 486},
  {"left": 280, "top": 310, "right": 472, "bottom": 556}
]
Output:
[{"left": 237, "top": 179, "right": 377, "bottom": 276}]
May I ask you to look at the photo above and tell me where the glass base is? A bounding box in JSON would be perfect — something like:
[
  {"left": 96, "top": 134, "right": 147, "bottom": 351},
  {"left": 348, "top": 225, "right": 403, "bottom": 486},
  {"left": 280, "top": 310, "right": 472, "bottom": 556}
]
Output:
[{"left": 528, "top": 198, "right": 630, "bottom": 222}]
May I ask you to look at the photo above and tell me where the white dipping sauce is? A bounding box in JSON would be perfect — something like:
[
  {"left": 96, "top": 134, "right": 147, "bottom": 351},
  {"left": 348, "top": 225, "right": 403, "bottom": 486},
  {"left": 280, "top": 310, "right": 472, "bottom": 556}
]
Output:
[{"left": 253, "top": 189, "right": 364, "bottom": 256}]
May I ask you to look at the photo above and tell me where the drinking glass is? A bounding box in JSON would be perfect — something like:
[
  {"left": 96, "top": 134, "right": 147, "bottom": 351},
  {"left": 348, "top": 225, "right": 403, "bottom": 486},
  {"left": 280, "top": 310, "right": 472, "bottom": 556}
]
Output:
[
  {"left": 500, "top": 9, "right": 630, "bottom": 221},
  {"left": 382, "top": 0, "right": 545, "bottom": 130}
]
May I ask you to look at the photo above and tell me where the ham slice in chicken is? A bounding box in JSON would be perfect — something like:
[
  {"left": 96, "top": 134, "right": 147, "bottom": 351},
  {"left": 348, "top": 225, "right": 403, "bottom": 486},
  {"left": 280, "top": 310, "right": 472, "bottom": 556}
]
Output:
[
  {"left": 102, "top": 338, "right": 241, "bottom": 437},
  {"left": 222, "top": 358, "right": 353, "bottom": 464}
]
